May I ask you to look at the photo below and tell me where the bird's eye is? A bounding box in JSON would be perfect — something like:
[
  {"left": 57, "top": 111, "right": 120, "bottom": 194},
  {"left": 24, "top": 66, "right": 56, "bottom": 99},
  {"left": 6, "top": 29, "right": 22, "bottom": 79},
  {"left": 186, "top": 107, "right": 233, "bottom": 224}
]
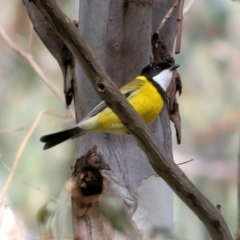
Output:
[{"left": 155, "top": 66, "right": 161, "bottom": 70}]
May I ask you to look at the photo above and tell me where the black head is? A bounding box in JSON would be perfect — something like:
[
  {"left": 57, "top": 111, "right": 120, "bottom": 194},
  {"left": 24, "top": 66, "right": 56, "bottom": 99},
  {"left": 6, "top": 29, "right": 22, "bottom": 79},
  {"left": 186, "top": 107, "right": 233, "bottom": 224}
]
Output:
[
  {"left": 140, "top": 61, "right": 180, "bottom": 91},
  {"left": 140, "top": 61, "right": 179, "bottom": 79}
]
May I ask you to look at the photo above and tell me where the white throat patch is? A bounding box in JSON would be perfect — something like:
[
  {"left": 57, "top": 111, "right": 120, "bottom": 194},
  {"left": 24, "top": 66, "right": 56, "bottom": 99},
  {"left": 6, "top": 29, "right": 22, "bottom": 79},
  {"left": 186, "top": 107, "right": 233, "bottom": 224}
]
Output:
[{"left": 152, "top": 69, "right": 173, "bottom": 91}]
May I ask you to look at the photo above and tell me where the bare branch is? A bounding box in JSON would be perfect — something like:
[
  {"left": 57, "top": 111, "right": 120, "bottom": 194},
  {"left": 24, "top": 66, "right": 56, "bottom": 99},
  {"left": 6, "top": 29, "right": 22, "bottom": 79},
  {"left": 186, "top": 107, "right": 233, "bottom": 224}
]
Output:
[
  {"left": 29, "top": 1, "right": 232, "bottom": 239},
  {"left": 0, "top": 109, "right": 73, "bottom": 204},
  {"left": 177, "top": 159, "right": 193, "bottom": 166},
  {"left": 155, "top": 0, "right": 180, "bottom": 34},
  {"left": 0, "top": 121, "right": 72, "bottom": 135},
  {"left": 23, "top": 0, "right": 76, "bottom": 107},
  {"left": 0, "top": 160, "right": 60, "bottom": 203},
  {"left": 0, "top": 27, "right": 75, "bottom": 119},
  {"left": 28, "top": 21, "right": 34, "bottom": 52},
  {"left": 175, "top": 0, "right": 184, "bottom": 54},
  {"left": 0, "top": 110, "right": 72, "bottom": 134},
  {"left": 0, "top": 111, "right": 46, "bottom": 204},
  {"left": 183, "top": 0, "right": 196, "bottom": 15}
]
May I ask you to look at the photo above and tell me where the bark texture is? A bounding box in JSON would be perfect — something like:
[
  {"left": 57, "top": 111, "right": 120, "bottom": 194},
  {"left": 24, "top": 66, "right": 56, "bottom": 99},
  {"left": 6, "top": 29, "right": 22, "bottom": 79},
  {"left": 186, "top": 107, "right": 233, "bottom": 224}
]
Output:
[{"left": 73, "top": 0, "right": 178, "bottom": 239}]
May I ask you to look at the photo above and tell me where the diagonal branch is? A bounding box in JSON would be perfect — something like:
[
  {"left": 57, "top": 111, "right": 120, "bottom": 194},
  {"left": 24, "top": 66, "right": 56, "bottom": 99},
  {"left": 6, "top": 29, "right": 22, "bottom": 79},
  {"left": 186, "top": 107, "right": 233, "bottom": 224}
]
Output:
[
  {"left": 155, "top": 0, "right": 180, "bottom": 35},
  {"left": 175, "top": 0, "right": 184, "bottom": 54},
  {"left": 183, "top": 0, "right": 196, "bottom": 15},
  {"left": 28, "top": 1, "right": 232, "bottom": 239},
  {"left": 23, "top": 0, "right": 76, "bottom": 107},
  {"left": 0, "top": 110, "right": 71, "bottom": 205},
  {"left": 0, "top": 111, "right": 46, "bottom": 204},
  {"left": 0, "top": 27, "right": 75, "bottom": 119},
  {"left": 0, "top": 160, "right": 60, "bottom": 203}
]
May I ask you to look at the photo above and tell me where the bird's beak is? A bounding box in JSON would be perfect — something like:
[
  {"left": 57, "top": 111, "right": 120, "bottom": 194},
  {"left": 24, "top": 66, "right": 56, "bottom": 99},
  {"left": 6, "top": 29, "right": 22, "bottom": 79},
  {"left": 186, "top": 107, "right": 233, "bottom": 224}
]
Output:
[{"left": 169, "top": 64, "right": 180, "bottom": 71}]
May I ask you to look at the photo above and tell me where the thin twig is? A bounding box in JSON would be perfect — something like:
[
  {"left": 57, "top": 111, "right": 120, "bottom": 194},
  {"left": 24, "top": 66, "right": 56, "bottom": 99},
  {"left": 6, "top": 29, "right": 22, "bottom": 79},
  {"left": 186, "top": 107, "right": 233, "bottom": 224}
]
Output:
[
  {"left": 0, "top": 110, "right": 72, "bottom": 134},
  {"left": 0, "top": 120, "right": 71, "bottom": 134},
  {"left": 0, "top": 27, "right": 75, "bottom": 119},
  {"left": 28, "top": 21, "right": 34, "bottom": 53},
  {"left": 155, "top": 0, "right": 180, "bottom": 34},
  {"left": 0, "top": 111, "right": 45, "bottom": 204},
  {"left": 0, "top": 159, "right": 59, "bottom": 203},
  {"left": 177, "top": 159, "right": 193, "bottom": 166},
  {"left": 175, "top": 0, "right": 184, "bottom": 54},
  {"left": 183, "top": 0, "right": 196, "bottom": 15}
]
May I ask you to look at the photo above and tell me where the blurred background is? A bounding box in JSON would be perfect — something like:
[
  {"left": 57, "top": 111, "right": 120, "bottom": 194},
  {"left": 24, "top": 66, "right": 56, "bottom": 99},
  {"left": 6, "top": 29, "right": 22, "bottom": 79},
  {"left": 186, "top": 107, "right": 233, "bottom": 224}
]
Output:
[{"left": 0, "top": 0, "right": 239, "bottom": 239}]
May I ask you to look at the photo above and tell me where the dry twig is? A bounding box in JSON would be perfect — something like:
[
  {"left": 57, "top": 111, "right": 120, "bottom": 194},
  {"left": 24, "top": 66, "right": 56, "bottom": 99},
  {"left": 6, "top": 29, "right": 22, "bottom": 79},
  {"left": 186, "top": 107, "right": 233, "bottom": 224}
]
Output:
[
  {"left": 155, "top": 0, "right": 180, "bottom": 34},
  {"left": 183, "top": 0, "right": 196, "bottom": 15},
  {"left": 0, "top": 27, "right": 75, "bottom": 119},
  {"left": 177, "top": 159, "right": 193, "bottom": 166},
  {"left": 27, "top": 21, "right": 34, "bottom": 52},
  {"left": 0, "top": 159, "right": 60, "bottom": 203},
  {"left": 175, "top": 0, "right": 184, "bottom": 54},
  {"left": 0, "top": 120, "right": 71, "bottom": 134},
  {"left": 0, "top": 111, "right": 72, "bottom": 134},
  {"left": 0, "top": 111, "right": 47, "bottom": 204}
]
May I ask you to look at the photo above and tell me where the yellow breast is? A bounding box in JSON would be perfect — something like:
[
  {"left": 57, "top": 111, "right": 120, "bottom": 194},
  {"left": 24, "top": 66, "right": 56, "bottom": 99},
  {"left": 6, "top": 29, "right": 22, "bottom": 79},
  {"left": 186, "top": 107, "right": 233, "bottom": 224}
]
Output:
[{"left": 94, "top": 76, "right": 164, "bottom": 134}]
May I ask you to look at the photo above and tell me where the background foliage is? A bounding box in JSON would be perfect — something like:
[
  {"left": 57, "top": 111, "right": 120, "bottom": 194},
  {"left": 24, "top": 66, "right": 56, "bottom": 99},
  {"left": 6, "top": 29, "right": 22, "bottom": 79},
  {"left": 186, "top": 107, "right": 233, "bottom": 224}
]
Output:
[{"left": 0, "top": 1, "right": 239, "bottom": 239}]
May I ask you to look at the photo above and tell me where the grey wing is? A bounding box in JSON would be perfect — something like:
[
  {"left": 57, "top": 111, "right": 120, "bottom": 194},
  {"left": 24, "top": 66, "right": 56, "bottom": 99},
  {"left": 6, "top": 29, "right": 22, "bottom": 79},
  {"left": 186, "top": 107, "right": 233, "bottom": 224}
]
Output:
[
  {"left": 83, "top": 87, "right": 139, "bottom": 120},
  {"left": 83, "top": 101, "right": 108, "bottom": 120}
]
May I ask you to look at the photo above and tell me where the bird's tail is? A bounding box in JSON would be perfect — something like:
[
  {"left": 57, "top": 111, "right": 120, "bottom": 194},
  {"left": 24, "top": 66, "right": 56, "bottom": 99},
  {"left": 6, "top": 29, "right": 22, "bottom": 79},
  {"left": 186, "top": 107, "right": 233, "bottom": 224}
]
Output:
[{"left": 40, "top": 127, "right": 85, "bottom": 150}]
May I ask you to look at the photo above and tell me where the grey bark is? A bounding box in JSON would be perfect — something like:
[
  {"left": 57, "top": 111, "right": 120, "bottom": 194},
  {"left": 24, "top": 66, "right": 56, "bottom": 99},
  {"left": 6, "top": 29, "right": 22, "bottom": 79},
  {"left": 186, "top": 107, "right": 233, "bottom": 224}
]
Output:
[{"left": 73, "top": 0, "right": 177, "bottom": 239}]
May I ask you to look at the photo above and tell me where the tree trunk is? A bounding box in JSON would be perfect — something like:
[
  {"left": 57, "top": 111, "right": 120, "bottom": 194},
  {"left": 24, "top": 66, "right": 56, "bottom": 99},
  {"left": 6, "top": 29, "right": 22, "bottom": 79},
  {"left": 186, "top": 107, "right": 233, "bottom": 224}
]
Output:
[{"left": 72, "top": 1, "right": 178, "bottom": 239}]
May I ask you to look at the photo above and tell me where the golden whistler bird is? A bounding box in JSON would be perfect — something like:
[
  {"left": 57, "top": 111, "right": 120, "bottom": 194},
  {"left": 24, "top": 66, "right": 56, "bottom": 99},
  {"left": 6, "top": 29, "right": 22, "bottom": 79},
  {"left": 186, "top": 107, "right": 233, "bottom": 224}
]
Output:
[{"left": 40, "top": 61, "right": 179, "bottom": 150}]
